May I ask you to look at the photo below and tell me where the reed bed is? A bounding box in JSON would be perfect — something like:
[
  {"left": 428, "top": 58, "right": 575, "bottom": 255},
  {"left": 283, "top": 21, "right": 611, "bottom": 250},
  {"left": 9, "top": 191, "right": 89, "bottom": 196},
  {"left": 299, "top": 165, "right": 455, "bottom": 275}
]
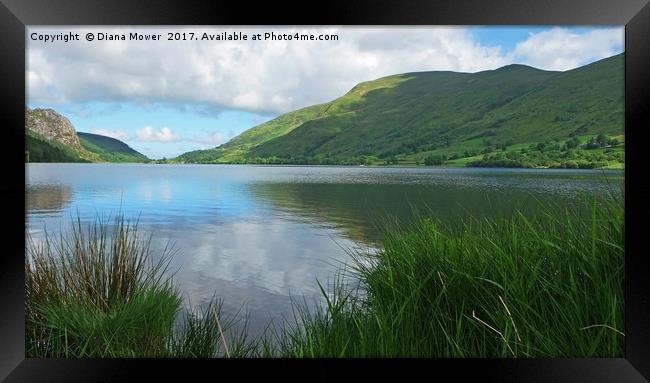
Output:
[
  {"left": 26, "top": 197, "right": 624, "bottom": 358},
  {"left": 276, "top": 198, "right": 624, "bottom": 357}
]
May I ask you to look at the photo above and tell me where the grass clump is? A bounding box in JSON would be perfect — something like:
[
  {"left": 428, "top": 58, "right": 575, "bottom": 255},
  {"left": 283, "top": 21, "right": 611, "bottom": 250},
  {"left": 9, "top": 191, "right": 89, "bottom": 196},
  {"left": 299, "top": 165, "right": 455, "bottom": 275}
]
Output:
[
  {"left": 26, "top": 217, "right": 180, "bottom": 357},
  {"left": 278, "top": 198, "right": 624, "bottom": 357},
  {"left": 170, "top": 299, "right": 259, "bottom": 358},
  {"left": 26, "top": 216, "right": 257, "bottom": 358}
]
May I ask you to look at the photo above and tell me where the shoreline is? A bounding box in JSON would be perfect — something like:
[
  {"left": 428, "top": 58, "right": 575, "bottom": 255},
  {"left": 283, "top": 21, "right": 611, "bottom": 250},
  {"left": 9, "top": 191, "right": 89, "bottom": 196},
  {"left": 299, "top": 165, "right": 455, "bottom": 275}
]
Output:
[{"left": 24, "top": 161, "right": 626, "bottom": 171}]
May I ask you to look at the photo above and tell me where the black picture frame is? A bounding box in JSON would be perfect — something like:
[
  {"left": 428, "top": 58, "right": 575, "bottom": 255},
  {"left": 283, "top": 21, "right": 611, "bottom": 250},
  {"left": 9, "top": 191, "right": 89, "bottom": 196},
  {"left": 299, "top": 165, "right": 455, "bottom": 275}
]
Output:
[{"left": 1, "top": 0, "right": 649, "bottom": 381}]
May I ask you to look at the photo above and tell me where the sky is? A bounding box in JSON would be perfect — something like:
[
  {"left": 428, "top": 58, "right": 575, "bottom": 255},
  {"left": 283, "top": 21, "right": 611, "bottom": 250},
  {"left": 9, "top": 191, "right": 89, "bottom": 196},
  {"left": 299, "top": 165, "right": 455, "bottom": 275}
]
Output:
[{"left": 27, "top": 26, "right": 624, "bottom": 159}]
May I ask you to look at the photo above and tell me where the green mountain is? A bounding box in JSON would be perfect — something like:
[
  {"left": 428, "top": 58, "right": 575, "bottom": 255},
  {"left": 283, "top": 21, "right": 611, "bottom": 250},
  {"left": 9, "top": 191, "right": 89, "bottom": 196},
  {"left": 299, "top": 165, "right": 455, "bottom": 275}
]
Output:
[
  {"left": 25, "top": 107, "right": 148, "bottom": 163},
  {"left": 26, "top": 128, "right": 90, "bottom": 163},
  {"left": 78, "top": 132, "right": 149, "bottom": 163},
  {"left": 176, "top": 54, "right": 624, "bottom": 167}
]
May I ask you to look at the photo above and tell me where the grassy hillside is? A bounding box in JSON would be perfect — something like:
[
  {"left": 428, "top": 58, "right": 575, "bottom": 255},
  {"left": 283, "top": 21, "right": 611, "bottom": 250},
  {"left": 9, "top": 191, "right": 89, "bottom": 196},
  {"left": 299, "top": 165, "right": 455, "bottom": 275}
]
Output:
[
  {"left": 178, "top": 102, "right": 332, "bottom": 163},
  {"left": 26, "top": 129, "right": 89, "bottom": 163},
  {"left": 175, "top": 54, "right": 624, "bottom": 167},
  {"left": 78, "top": 132, "right": 149, "bottom": 163},
  {"left": 25, "top": 107, "right": 149, "bottom": 163}
]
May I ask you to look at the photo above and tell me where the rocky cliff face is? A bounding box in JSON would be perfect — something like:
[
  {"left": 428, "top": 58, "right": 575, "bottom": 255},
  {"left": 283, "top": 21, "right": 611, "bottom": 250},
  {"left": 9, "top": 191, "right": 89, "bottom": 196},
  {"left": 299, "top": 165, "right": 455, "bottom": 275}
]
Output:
[{"left": 26, "top": 107, "right": 86, "bottom": 152}]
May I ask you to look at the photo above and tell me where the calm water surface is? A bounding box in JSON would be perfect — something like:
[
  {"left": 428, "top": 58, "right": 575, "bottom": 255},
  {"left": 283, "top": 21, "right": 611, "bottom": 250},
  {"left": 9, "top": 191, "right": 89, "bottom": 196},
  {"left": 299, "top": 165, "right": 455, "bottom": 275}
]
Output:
[{"left": 26, "top": 164, "right": 623, "bottom": 335}]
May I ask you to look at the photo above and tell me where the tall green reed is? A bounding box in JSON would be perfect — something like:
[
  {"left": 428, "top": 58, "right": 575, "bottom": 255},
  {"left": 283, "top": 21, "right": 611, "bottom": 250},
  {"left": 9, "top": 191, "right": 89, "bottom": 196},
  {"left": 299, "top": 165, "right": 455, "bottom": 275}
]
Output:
[{"left": 277, "top": 197, "right": 624, "bottom": 357}]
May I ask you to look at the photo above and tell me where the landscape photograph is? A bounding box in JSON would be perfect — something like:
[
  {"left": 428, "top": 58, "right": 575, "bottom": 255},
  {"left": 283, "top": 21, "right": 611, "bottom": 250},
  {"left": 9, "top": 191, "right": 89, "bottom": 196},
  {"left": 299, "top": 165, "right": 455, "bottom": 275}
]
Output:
[{"left": 25, "top": 26, "right": 625, "bottom": 358}]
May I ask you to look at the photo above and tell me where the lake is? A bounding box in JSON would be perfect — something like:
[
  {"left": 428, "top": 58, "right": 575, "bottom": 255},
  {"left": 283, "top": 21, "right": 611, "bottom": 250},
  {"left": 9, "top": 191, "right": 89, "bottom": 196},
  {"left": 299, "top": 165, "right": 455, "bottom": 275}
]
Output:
[{"left": 25, "top": 163, "right": 623, "bottom": 336}]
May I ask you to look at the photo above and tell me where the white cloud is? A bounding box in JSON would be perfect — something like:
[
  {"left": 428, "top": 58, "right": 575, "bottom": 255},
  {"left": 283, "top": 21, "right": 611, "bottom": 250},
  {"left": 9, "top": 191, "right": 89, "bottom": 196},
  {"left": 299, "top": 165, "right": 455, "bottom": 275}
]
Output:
[
  {"left": 191, "top": 131, "right": 226, "bottom": 146},
  {"left": 26, "top": 27, "right": 510, "bottom": 114},
  {"left": 182, "top": 131, "right": 238, "bottom": 150},
  {"left": 91, "top": 128, "right": 129, "bottom": 140},
  {"left": 511, "top": 27, "right": 623, "bottom": 71},
  {"left": 135, "top": 126, "right": 180, "bottom": 142},
  {"left": 27, "top": 27, "right": 623, "bottom": 115}
]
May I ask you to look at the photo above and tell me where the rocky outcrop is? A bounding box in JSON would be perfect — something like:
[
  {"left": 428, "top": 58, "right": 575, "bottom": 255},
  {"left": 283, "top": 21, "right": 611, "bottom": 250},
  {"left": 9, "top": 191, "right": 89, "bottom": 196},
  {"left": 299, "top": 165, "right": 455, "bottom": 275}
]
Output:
[{"left": 26, "top": 107, "right": 86, "bottom": 153}]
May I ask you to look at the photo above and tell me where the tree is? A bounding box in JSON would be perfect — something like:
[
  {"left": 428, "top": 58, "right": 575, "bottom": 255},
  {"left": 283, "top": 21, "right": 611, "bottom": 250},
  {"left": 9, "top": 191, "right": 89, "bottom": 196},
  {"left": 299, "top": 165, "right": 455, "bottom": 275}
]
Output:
[
  {"left": 424, "top": 154, "right": 446, "bottom": 166},
  {"left": 565, "top": 136, "right": 581, "bottom": 149},
  {"left": 364, "top": 155, "right": 378, "bottom": 165}
]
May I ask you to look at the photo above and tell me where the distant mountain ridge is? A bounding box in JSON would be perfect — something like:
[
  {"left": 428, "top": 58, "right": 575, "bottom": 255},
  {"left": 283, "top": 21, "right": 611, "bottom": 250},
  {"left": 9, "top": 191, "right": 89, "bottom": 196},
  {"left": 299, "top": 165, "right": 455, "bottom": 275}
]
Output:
[
  {"left": 176, "top": 53, "right": 623, "bottom": 165},
  {"left": 77, "top": 132, "right": 149, "bottom": 163},
  {"left": 25, "top": 108, "right": 148, "bottom": 163}
]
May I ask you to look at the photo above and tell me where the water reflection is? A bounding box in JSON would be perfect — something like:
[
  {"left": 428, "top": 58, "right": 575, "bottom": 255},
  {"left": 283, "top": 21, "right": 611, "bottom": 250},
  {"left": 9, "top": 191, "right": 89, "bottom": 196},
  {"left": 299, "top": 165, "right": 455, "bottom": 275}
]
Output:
[
  {"left": 26, "top": 184, "right": 75, "bottom": 214},
  {"left": 249, "top": 179, "right": 622, "bottom": 245},
  {"left": 151, "top": 218, "right": 363, "bottom": 337}
]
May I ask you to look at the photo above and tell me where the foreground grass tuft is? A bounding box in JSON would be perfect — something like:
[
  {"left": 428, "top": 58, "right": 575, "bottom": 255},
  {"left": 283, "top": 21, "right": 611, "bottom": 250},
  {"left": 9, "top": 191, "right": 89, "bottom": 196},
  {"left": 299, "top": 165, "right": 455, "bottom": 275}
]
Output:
[
  {"left": 25, "top": 217, "right": 254, "bottom": 357},
  {"left": 26, "top": 217, "right": 181, "bottom": 357}
]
